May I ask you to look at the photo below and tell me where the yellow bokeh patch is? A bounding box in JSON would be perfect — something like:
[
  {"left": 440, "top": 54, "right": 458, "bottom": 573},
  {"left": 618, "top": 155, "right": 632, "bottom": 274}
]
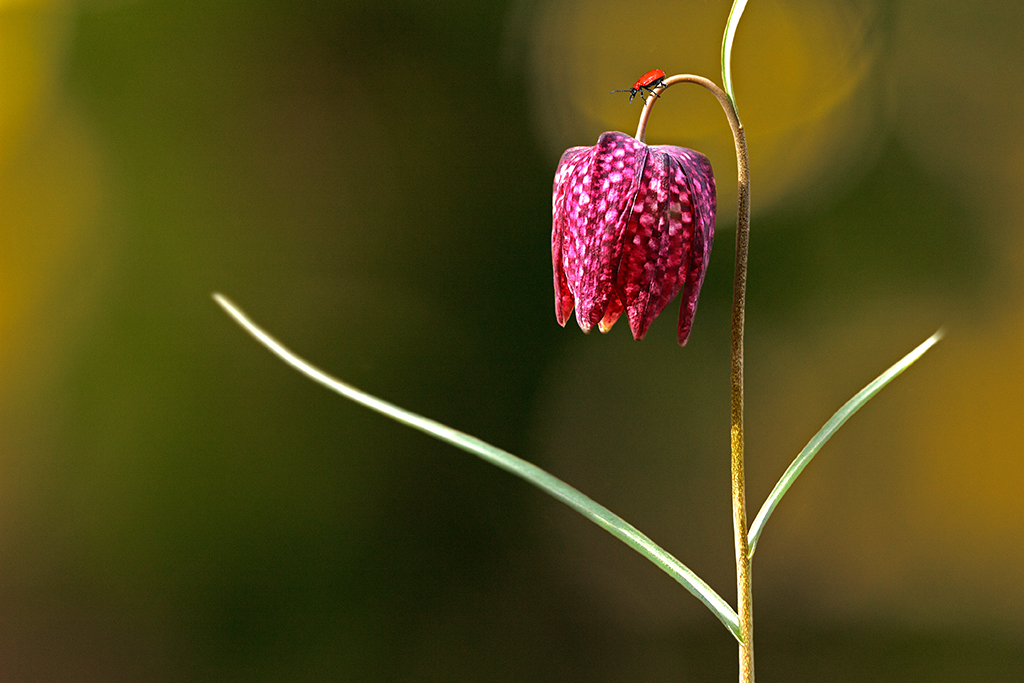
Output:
[{"left": 527, "top": 0, "right": 884, "bottom": 215}]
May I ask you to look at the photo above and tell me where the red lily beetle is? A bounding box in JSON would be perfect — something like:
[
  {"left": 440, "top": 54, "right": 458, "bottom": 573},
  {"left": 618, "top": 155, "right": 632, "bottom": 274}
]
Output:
[{"left": 611, "top": 69, "right": 667, "bottom": 103}]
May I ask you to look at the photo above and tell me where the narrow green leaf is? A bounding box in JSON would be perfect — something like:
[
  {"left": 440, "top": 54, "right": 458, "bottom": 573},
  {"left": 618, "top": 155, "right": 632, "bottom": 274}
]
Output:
[
  {"left": 213, "top": 293, "right": 742, "bottom": 642},
  {"left": 721, "top": 0, "right": 750, "bottom": 105},
  {"left": 747, "top": 330, "right": 944, "bottom": 558}
]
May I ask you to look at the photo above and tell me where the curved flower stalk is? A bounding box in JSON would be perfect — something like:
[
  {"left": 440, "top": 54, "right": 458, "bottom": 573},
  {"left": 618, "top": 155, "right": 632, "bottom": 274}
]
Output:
[{"left": 552, "top": 132, "right": 716, "bottom": 345}]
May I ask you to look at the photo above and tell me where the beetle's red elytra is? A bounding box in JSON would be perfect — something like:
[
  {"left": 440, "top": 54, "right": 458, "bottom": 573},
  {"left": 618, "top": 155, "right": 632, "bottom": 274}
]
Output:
[{"left": 611, "top": 69, "right": 667, "bottom": 103}]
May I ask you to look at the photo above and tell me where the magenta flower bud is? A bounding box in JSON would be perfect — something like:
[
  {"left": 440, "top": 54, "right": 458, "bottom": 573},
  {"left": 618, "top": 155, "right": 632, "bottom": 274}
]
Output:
[{"left": 552, "top": 131, "right": 716, "bottom": 345}]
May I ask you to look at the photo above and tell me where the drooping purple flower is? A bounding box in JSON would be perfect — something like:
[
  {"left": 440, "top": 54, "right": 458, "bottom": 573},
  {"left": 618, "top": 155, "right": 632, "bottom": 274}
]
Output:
[{"left": 552, "top": 131, "right": 716, "bottom": 345}]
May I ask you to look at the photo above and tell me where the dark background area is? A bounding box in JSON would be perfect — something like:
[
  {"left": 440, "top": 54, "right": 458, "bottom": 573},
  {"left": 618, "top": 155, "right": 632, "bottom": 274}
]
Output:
[{"left": 2, "top": 0, "right": 1022, "bottom": 680}]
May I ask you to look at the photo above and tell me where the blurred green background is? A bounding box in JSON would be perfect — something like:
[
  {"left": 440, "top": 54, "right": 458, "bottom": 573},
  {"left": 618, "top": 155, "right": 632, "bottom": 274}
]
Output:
[{"left": 2, "top": 0, "right": 1023, "bottom": 680}]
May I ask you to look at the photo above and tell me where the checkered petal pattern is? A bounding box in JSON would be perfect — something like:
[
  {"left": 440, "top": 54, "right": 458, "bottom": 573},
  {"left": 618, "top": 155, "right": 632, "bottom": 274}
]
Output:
[{"left": 552, "top": 132, "right": 716, "bottom": 345}]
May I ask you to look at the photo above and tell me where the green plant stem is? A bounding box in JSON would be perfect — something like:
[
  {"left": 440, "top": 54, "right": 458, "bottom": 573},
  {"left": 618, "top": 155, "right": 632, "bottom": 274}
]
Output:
[
  {"left": 729, "top": 112, "right": 753, "bottom": 683},
  {"left": 636, "top": 75, "right": 753, "bottom": 683}
]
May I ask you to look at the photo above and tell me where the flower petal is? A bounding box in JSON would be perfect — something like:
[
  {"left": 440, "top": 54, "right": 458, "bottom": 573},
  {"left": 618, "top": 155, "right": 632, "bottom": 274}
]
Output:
[
  {"left": 618, "top": 148, "right": 697, "bottom": 340},
  {"left": 552, "top": 145, "right": 590, "bottom": 327},
  {"left": 552, "top": 132, "right": 648, "bottom": 332},
  {"left": 662, "top": 147, "right": 716, "bottom": 345}
]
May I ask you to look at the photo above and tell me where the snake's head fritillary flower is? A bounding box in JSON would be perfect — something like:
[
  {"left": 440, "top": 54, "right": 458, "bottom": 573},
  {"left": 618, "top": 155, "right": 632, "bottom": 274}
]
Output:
[{"left": 552, "top": 131, "right": 716, "bottom": 345}]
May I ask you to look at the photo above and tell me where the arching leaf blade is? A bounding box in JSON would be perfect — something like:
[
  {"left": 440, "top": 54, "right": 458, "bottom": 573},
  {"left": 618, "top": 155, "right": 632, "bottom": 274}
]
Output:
[
  {"left": 747, "top": 330, "right": 944, "bottom": 558},
  {"left": 213, "top": 293, "right": 742, "bottom": 642}
]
